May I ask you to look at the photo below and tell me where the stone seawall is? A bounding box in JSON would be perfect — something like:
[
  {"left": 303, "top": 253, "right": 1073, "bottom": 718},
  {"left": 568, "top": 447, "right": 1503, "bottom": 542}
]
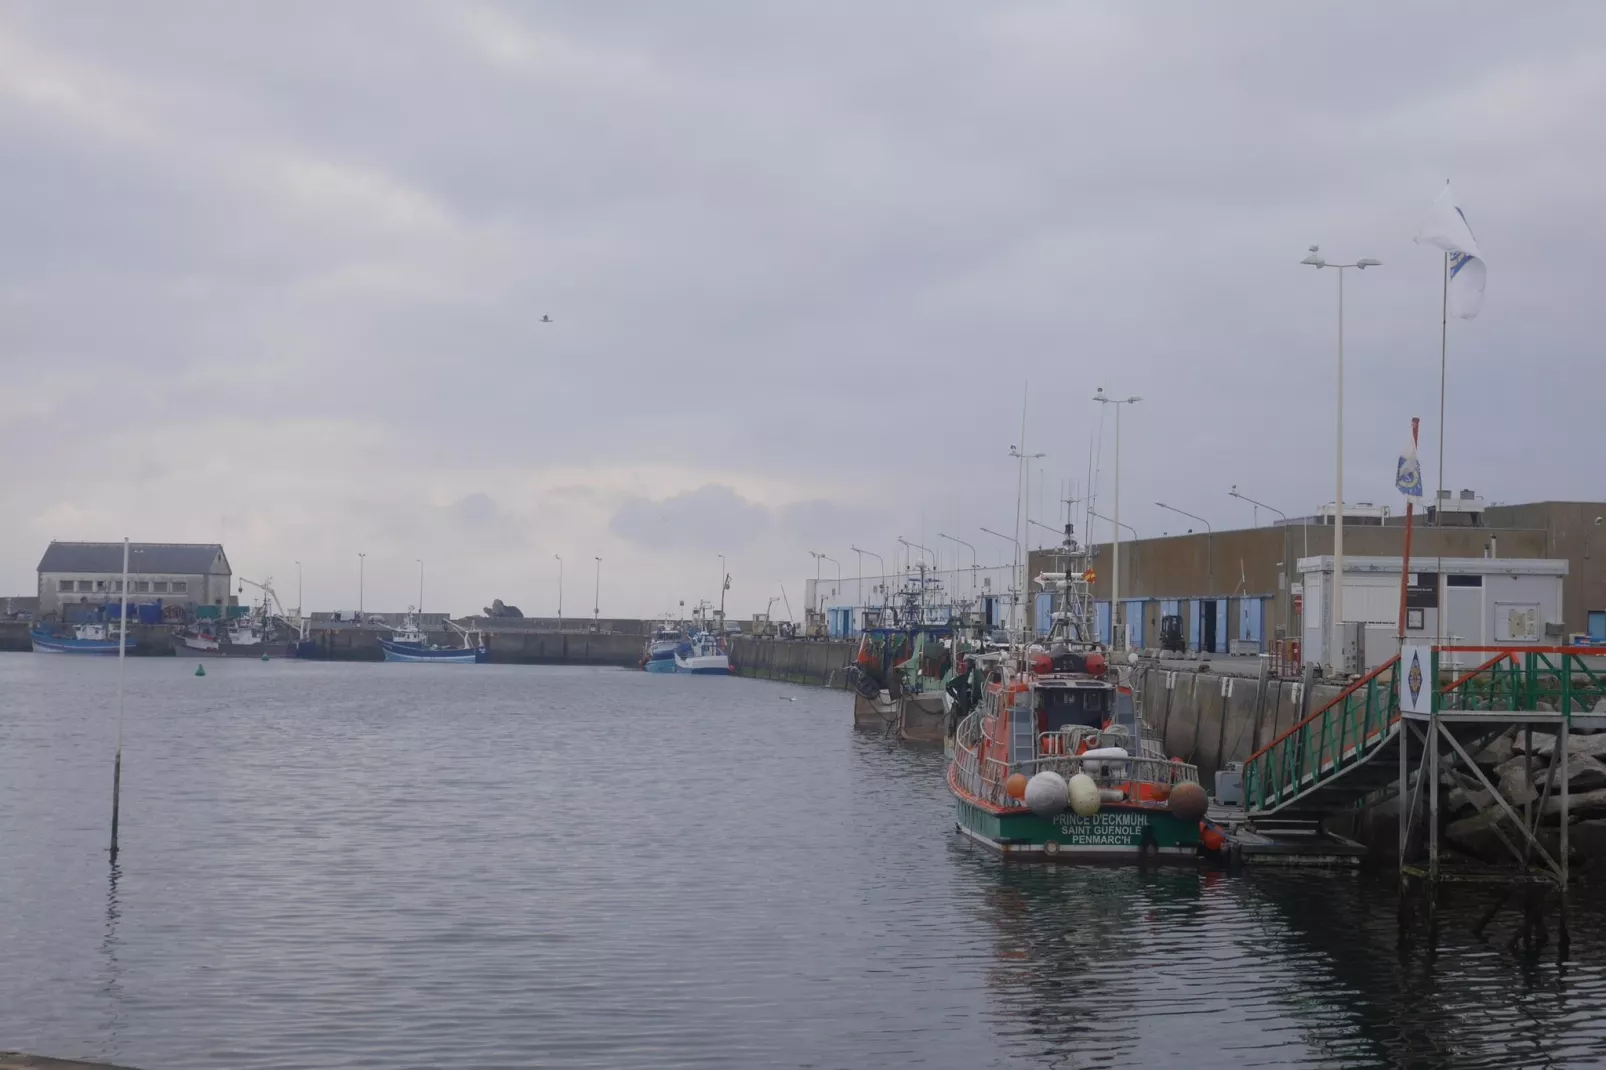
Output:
[{"left": 728, "top": 637, "right": 856, "bottom": 688}]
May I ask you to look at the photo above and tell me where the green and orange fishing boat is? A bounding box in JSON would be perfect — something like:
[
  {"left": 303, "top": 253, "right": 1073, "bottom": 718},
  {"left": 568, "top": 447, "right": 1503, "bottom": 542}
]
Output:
[{"left": 946, "top": 552, "right": 1206, "bottom": 862}]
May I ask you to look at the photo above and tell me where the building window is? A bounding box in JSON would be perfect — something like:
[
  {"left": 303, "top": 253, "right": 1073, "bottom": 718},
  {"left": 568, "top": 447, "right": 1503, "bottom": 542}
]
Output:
[
  {"left": 95, "top": 580, "right": 108, "bottom": 592},
  {"left": 113, "top": 580, "right": 123, "bottom": 592},
  {"left": 57, "top": 579, "right": 72, "bottom": 592},
  {"left": 134, "top": 581, "right": 149, "bottom": 593},
  {"left": 171, "top": 580, "right": 188, "bottom": 594},
  {"left": 153, "top": 581, "right": 169, "bottom": 593},
  {"left": 1447, "top": 575, "right": 1483, "bottom": 588},
  {"left": 78, "top": 580, "right": 94, "bottom": 592}
]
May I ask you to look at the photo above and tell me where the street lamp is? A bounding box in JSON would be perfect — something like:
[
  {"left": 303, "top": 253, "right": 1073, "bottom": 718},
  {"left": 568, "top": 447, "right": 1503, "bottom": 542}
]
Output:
[
  {"left": 1231, "top": 485, "right": 1298, "bottom": 646},
  {"left": 357, "top": 552, "right": 366, "bottom": 624},
  {"left": 554, "top": 554, "right": 563, "bottom": 630},
  {"left": 937, "top": 533, "right": 977, "bottom": 602},
  {"left": 980, "top": 526, "right": 1023, "bottom": 637},
  {"left": 817, "top": 554, "right": 840, "bottom": 617},
  {"left": 1088, "top": 510, "right": 1136, "bottom": 540},
  {"left": 1009, "top": 445, "right": 1047, "bottom": 552},
  {"left": 1301, "top": 244, "right": 1381, "bottom": 674},
  {"left": 1093, "top": 389, "right": 1141, "bottom": 649},
  {"left": 1156, "top": 502, "right": 1213, "bottom": 608},
  {"left": 897, "top": 537, "right": 933, "bottom": 571},
  {"left": 593, "top": 556, "right": 601, "bottom": 626},
  {"left": 851, "top": 545, "right": 885, "bottom": 609}
]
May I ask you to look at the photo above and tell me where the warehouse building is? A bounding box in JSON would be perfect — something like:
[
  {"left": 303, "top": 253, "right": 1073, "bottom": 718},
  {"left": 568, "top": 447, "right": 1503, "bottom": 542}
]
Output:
[
  {"left": 1062, "top": 498, "right": 1605, "bottom": 654},
  {"left": 37, "top": 542, "right": 232, "bottom": 617}
]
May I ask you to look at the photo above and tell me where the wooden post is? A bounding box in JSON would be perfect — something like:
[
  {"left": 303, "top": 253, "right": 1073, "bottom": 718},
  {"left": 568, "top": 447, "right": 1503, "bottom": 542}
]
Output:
[{"left": 110, "top": 537, "right": 129, "bottom": 861}]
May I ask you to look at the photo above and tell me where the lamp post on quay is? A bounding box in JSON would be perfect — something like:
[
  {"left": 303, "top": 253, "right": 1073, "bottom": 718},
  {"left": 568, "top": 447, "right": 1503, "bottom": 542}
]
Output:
[{"left": 1300, "top": 245, "right": 1381, "bottom": 675}]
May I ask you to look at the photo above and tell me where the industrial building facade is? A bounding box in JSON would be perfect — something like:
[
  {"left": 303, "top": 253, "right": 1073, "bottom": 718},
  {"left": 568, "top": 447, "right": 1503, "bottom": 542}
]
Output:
[
  {"left": 802, "top": 501, "right": 1606, "bottom": 653},
  {"left": 36, "top": 542, "right": 233, "bottom": 617},
  {"left": 1064, "top": 499, "right": 1603, "bottom": 653}
]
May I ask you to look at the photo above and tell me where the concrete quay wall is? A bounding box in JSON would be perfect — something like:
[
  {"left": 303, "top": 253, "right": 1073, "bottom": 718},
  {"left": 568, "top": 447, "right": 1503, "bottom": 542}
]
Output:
[
  {"left": 1136, "top": 660, "right": 1341, "bottom": 784},
  {"left": 729, "top": 637, "right": 856, "bottom": 688}
]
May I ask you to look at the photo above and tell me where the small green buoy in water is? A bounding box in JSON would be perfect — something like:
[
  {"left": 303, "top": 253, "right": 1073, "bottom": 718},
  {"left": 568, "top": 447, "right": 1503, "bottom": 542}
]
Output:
[
  {"left": 261, "top": 652, "right": 270, "bottom": 662},
  {"left": 195, "top": 663, "right": 206, "bottom": 677}
]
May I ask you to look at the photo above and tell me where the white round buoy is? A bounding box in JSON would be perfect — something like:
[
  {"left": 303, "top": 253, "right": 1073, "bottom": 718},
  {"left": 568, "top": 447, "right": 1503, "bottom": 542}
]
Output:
[
  {"left": 1024, "top": 770, "right": 1068, "bottom": 818},
  {"left": 1067, "top": 772, "right": 1101, "bottom": 817}
]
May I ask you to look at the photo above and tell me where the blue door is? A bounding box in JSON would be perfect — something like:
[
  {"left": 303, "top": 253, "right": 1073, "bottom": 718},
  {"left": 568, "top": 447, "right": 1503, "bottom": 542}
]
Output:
[
  {"left": 1126, "top": 600, "right": 1145, "bottom": 648},
  {"left": 1590, "top": 611, "right": 1606, "bottom": 642},
  {"left": 1161, "top": 599, "right": 1180, "bottom": 617},
  {"left": 1214, "top": 599, "right": 1228, "bottom": 654},
  {"left": 1239, "top": 598, "right": 1263, "bottom": 652},
  {"left": 1189, "top": 601, "right": 1201, "bottom": 651},
  {"left": 1035, "top": 592, "right": 1053, "bottom": 636},
  {"left": 1096, "top": 601, "right": 1111, "bottom": 645}
]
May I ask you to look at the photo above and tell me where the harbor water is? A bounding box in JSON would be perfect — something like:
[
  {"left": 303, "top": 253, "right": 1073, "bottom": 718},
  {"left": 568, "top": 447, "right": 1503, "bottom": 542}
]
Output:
[{"left": 4, "top": 658, "right": 1606, "bottom": 1069}]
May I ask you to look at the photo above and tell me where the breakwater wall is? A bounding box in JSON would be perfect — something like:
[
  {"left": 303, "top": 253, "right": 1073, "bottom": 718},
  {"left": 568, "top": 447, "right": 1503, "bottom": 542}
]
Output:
[
  {"left": 0, "top": 620, "right": 644, "bottom": 665},
  {"left": 729, "top": 637, "right": 855, "bottom": 687}
]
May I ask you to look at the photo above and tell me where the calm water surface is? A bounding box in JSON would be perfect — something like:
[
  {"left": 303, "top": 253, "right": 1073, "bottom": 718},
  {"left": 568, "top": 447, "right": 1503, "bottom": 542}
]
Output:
[{"left": 2, "top": 657, "right": 1605, "bottom": 1069}]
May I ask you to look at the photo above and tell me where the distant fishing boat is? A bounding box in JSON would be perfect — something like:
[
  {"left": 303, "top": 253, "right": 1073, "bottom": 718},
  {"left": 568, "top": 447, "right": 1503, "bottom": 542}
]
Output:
[
  {"left": 175, "top": 626, "right": 221, "bottom": 654},
  {"left": 674, "top": 632, "right": 730, "bottom": 675},
  {"left": 31, "top": 621, "right": 132, "bottom": 655},
  {"left": 378, "top": 613, "right": 488, "bottom": 663},
  {"left": 641, "top": 625, "right": 685, "bottom": 673}
]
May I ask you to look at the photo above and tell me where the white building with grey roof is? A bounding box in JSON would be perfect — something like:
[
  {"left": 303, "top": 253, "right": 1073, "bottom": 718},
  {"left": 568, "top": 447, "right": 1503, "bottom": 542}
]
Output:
[{"left": 36, "top": 542, "right": 232, "bottom": 617}]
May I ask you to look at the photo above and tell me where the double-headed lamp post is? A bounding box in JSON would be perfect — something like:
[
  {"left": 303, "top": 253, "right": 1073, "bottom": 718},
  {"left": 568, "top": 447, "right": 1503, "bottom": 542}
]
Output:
[
  {"left": 1093, "top": 389, "right": 1141, "bottom": 650},
  {"left": 1301, "top": 245, "right": 1381, "bottom": 675}
]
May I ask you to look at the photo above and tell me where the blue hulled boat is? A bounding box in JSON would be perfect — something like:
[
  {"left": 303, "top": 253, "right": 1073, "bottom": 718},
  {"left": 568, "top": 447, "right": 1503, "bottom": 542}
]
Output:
[
  {"left": 377, "top": 614, "right": 488, "bottom": 663},
  {"left": 642, "top": 626, "right": 685, "bottom": 673},
  {"left": 31, "top": 622, "right": 132, "bottom": 655}
]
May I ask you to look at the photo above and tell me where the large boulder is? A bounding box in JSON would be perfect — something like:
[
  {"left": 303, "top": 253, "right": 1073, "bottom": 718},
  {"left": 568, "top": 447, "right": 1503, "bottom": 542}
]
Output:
[
  {"left": 1515, "top": 732, "right": 1606, "bottom": 760},
  {"left": 1545, "top": 787, "right": 1606, "bottom": 820},
  {"left": 1472, "top": 727, "right": 1517, "bottom": 768},
  {"left": 1493, "top": 756, "right": 1539, "bottom": 807},
  {"left": 1447, "top": 810, "right": 1562, "bottom": 865}
]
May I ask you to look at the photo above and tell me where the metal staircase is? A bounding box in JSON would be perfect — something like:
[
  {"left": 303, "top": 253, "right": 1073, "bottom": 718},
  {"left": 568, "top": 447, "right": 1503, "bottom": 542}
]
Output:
[{"left": 1243, "top": 648, "right": 1606, "bottom": 820}]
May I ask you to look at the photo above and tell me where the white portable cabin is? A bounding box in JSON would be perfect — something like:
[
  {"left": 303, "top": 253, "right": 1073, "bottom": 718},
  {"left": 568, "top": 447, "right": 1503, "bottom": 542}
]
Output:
[{"left": 1298, "top": 555, "right": 1567, "bottom": 672}]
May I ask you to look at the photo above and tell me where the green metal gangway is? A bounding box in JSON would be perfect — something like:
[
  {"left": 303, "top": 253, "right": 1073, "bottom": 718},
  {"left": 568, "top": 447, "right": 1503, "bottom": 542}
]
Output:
[{"left": 1242, "top": 647, "right": 1606, "bottom": 820}]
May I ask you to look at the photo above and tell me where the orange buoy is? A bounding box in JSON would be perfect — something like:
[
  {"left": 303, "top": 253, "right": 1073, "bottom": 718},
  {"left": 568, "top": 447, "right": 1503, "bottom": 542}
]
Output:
[
  {"left": 1201, "top": 823, "right": 1226, "bottom": 853},
  {"left": 1005, "top": 773, "right": 1028, "bottom": 800}
]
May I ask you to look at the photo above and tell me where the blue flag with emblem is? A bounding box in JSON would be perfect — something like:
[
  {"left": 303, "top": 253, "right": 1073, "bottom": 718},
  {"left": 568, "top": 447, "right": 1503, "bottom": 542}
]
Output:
[{"left": 1397, "top": 436, "right": 1423, "bottom": 499}]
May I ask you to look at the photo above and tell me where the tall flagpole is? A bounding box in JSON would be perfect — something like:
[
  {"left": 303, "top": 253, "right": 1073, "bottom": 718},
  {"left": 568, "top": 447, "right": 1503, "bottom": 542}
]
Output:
[{"left": 1435, "top": 248, "right": 1448, "bottom": 526}]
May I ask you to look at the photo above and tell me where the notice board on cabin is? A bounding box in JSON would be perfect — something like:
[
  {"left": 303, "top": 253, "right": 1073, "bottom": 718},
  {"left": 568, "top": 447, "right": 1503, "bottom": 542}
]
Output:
[{"left": 1405, "top": 572, "right": 1439, "bottom": 610}]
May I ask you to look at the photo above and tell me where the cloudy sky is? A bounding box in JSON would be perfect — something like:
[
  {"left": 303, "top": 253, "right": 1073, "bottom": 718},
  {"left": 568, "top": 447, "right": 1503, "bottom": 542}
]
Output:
[{"left": 2, "top": 2, "right": 1601, "bottom": 618}]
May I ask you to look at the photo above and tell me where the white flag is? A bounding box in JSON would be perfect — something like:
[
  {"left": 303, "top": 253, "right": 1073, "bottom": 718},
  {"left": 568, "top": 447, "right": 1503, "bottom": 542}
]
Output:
[
  {"left": 1396, "top": 437, "right": 1423, "bottom": 499},
  {"left": 1413, "top": 182, "right": 1485, "bottom": 319}
]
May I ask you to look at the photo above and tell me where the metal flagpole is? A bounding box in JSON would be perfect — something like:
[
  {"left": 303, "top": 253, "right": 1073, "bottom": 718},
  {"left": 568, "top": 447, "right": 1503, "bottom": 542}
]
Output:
[{"left": 1435, "top": 250, "right": 1448, "bottom": 525}]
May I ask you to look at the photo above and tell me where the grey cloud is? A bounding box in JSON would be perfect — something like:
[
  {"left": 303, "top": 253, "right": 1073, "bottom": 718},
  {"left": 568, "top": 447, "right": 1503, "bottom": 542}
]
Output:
[{"left": 2, "top": 2, "right": 1603, "bottom": 612}]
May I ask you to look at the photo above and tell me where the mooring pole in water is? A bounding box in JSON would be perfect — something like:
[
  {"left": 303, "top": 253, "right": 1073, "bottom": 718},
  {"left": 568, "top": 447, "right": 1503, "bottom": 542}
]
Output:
[{"left": 110, "top": 537, "right": 129, "bottom": 862}]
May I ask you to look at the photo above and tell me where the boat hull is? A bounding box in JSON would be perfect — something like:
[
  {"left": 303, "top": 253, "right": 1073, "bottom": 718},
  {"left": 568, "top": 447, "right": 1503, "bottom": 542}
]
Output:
[
  {"left": 378, "top": 639, "right": 487, "bottom": 663},
  {"left": 644, "top": 656, "right": 678, "bottom": 673},
  {"left": 30, "top": 631, "right": 128, "bottom": 655},
  {"left": 675, "top": 653, "right": 730, "bottom": 674},
  {"left": 953, "top": 793, "right": 1200, "bottom": 863}
]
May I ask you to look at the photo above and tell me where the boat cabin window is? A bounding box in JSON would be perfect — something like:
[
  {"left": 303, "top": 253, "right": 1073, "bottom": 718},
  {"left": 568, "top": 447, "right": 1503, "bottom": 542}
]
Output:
[{"left": 1037, "top": 687, "right": 1110, "bottom": 732}]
